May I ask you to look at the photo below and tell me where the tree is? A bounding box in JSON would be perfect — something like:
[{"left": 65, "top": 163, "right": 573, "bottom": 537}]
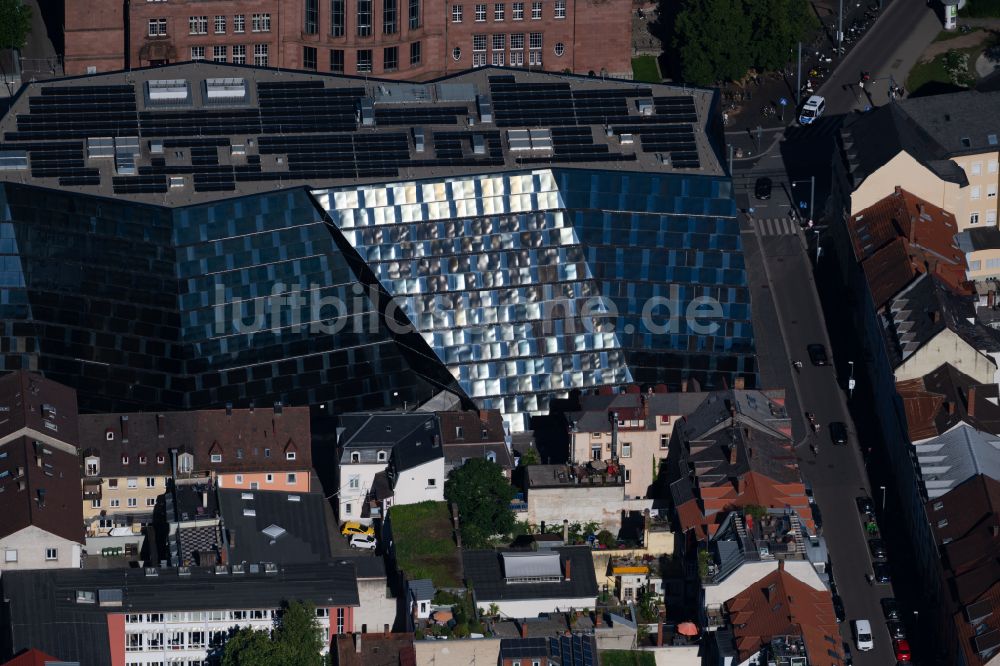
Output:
[
  {"left": 445, "top": 458, "right": 516, "bottom": 547},
  {"left": 221, "top": 600, "right": 323, "bottom": 666},
  {"left": 518, "top": 446, "right": 540, "bottom": 466},
  {"left": 0, "top": 0, "right": 32, "bottom": 51}
]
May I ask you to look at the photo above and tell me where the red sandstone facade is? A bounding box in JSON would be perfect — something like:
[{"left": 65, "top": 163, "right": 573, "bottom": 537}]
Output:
[{"left": 64, "top": 0, "right": 633, "bottom": 80}]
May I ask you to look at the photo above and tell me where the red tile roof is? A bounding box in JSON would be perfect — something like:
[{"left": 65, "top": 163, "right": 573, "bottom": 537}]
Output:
[
  {"left": 849, "top": 188, "right": 971, "bottom": 308},
  {"left": 725, "top": 565, "right": 843, "bottom": 665},
  {"left": 1, "top": 649, "right": 62, "bottom": 666},
  {"left": 896, "top": 376, "right": 946, "bottom": 442},
  {"left": 334, "top": 632, "right": 416, "bottom": 666}
]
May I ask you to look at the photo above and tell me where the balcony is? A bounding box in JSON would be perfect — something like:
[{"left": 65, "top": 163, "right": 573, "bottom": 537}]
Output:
[
  {"left": 525, "top": 462, "right": 627, "bottom": 489},
  {"left": 83, "top": 478, "right": 103, "bottom": 501}
]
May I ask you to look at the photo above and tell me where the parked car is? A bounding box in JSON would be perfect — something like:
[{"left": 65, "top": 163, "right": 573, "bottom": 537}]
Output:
[
  {"left": 881, "top": 597, "right": 901, "bottom": 620},
  {"left": 894, "top": 638, "right": 912, "bottom": 662},
  {"left": 341, "top": 521, "right": 375, "bottom": 537},
  {"left": 843, "top": 642, "right": 854, "bottom": 666},
  {"left": 805, "top": 481, "right": 815, "bottom": 505},
  {"left": 349, "top": 534, "right": 377, "bottom": 550},
  {"left": 754, "top": 177, "right": 773, "bottom": 200},
  {"left": 853, "top": 619, "right": 874, "bottom": 651},
  {"left": 830, "top": 421, "right": 848, "bottom": 445},
  {"left": 832, "top": 594, "right": 845, "bottom": 623},
  {"left": 857, "top": 496, "right": 875, "bottom": 514},
  {"left": 873, "top": 563, "right": 892, "bottom": 584},
  {"left": 811, "top": 503, "right": 823, "bottom": 530},
  {"left": 807, "top": 343, "right": 829, "bottom": 366},
  {"left": 868, "top": 538, "right": 888, "bottom": 560},
  {"left": 887, "top": 621, "right": 907, "bottom": 640}
]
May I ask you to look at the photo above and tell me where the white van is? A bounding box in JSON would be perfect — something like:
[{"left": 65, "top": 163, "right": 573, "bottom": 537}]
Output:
[
  {"left": 799, "top": 95, "right": 826, "bottom": 125},
  {"left": 853, "top": 619, "right": 874, "bottom": 651}
]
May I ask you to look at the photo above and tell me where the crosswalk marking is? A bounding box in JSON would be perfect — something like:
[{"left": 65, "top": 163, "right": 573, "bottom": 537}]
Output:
[{"left": 756, "top": 217, "right": 800, "bottom": 236}]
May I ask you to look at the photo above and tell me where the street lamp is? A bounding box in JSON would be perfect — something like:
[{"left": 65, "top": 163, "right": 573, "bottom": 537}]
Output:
[
  {"left": 880, "top": 485, "right": 887, "bottom": 513},
  {"left": 848, "top": 361, "right": 856, "bottom": 398},
  {"left": 791, "top": 176, "right": 815, "bottom": 225}
]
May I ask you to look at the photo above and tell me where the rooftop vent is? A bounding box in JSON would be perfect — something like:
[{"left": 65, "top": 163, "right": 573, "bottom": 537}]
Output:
[
  {"left": 287, "top": 494, "right": 301, "bottom": 502},
  {"left": 241, "top": 492, "right": 254, "bottom": 500},
  {"left": 637, "top": 99, "right": 654, "bottom": 116},
  {"left": 358, "top": 98, "right": 375, "bottom": 127},
  {"left": 472, "top": 134, "right": 486, "bottom": 155},
  {"left": 86, "top": 137, "right": 115, "bottom": 159},
  {"left": 146, "top": 79, "right": 190, "bottom": 103},
  {"left": 262, "top": 524, "right": 287, "bottom": 540},
  {"left": 144, "top": 567, "right": 158, "bottom": 577},
  {"left": 204, "top": 77, "right": 247, "bottom": 102},
  {"left": 506, "top": 129, "right": 552, "bottom": 152},
  {"left": 477, "top": 95, "right": 494, "bottom": 123},
  {"left": 214, "top": 564, "right": 228, "bottom": 575},
  {"left": 150, "top": 139, "right": 164, "bottom": 155},
  {"left": 413, "top": 127, "right": 426, "bottom": 153},
  {"left": 243, "top": 508, "right": 256, "bottom": 517},
  {"left": 0, "top": 150, "right": 27, "bottom": 171},
  {"left": 178, "top": 566, "right": 192, "bottom": 576},
  {"left": 76, "top": 590, "right": 96, "bottom": 604},
  {"left": 264, "top": 562, "right": 278, "bottom": 574},
  {"left": 98, "top": 588, "right": 123, "bottom": 607},
  {"left": 529, "top": 129, "right": 553, "bottom": 151},
  {"left": 169, "top": 176, "right": 185, "bottom": 189}
]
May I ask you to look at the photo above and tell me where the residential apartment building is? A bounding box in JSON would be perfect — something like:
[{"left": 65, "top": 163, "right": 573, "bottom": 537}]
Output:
[
  {"left": 566, "top": 385, "right": 706, "bottom": 499},
  {"left": 0, "top": 371, "right": 85, "bottom": 573},
  {"left": 835, "top": 91, "right": 1000, "bottom": 234},
  {"left": 0, "top": 562, "right": 361, "bottom": 664},
  {"left": 437, "top": 409, "right": 514, "bottom": 476},
  {"left": 665, "top": 389, "right": 811, "bottom": 540},
  {"left": 64, "top": 0, "right": 633, "bottom": 79},
  {"left": 520, "top": 463, "right": 650, "bottom": 531}
]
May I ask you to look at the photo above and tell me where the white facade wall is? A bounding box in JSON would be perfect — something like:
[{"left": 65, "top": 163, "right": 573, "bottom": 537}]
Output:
[
  {"left": 355, "top": 577, "right": 397, "bottom": 633},
  {"left": 474, "top": 595, "right": 597, "bottom": 618},
  {"left": 0, "top": 525, "right": 82, "bottom": 573},
  {"left": 338, "top": 461, "right": 387, "bottom": 522},
  {"left": 526, "top": 485, "right": 653, "bottom": 531},
  {"left": 893, "top": 328, "right": 998, "bottom": 385},
  {"left": 391, "top": 458, "right": 445, "bottom": 505}
]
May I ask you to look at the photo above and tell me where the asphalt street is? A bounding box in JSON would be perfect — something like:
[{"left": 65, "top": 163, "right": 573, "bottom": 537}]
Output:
[{"left": 738, "top": 179, "right": 899, "bottom": 664}]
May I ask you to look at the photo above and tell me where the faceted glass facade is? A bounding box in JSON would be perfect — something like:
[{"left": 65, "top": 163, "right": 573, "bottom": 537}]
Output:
[
  {"left": 0, "top": 183, "right": 463, "bottom": 413},
  {"left": 314, "top": 168, "right": 754, "bottom": 427}
]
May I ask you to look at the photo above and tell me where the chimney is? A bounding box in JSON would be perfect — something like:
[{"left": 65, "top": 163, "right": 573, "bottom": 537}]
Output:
[
  {"left": 520, "top": 621, "right": 528, "bottom": 638},
  {"left": 681, "top": 379, "right": 688, "bottom": 393},
  {"left": 383, "top": 624, "right": 390, "bottom": 637},
  {"left": 563, "top": 519, "right": 569, "bottom": 543},
  {"left": 656, "top": 613, "right": 664, "bottom": 647},
  {"left": 895, "top": 185, "right": 902, "bottom": 195},
  {"left": 609, "top": 411, "right": 619, "bottom": 461},
  {"left": 564, "top": 559, "right": 572, "bottom": 581},
  {"left": 947, "top": 401, "right": 955, "bottom": 415},
  {"left": 968, "top": 387, "right": 977, "bottom": 418},
  {"left": 156, "top": 414, "right": 165, "bottom": 438},
  {"left": 121, "top": 415, "right": 129, "bottom": 443},
  {"left": 594, "top": 611, "right": 602, "bottom": 627},
  {"left": 479, "top": 409, "right": 489, "bottom": 422},
  {"left": 202, "top": 490, "right": 208, "bottom": 508},
  {"left": 729, "top": 445, "right": 738, "bottom": 465},
  {"left": 355, "top": 633, "right": 362, "bottom": 653}
]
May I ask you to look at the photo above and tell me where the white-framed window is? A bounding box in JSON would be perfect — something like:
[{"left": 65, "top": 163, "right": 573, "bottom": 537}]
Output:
[
  {"left": 211, "top": 453, "right": 222, "bottom": 463},
  {"left": 510, "top": 50, "right": 523, "bottom": 65},
  {"left": 232, "top": 44, "right": 247, "bottom": 64},
  {"left": 214, "top": 15, "right": 226, "bottom": 33},
  {"left": 286, "top": 451, "right": 296, "bottom": 460},
  {"left": 624, "top": 468, "right": 631, "bottom": 482},
  {"left": 554, "top": 41, "right": 564, "bottom": 56},
  {"left": 189, "top": 16, "right": 208, "bottom": 34},
  {"left": 91, "top": 499, "right": 101, "bottom": 509},
  {"left": 427, "top": 478, "right": 437, "bottom": 488},
  {"left": 531, "top": 0, "right": 542, "bottom": 18},
  {"left": 146, "top": 498, "right": 156, "bottom": 507},
  {"left": 554, "top": 0, "right": 565, "bottom": 17},
  {"left": 252, "top": 13, "right": 271, "bottom": 32},
  {"left": 108, "top": 479, "right": 118, "bottom": 489},
  {"left": 235, "top": 474, "right": 244, "bottom": 484},
  {"left": 510, "top": 33, "right": 524, "bottom": 49},
  {"left": 529, "top": 31, "right": 542, "bottom": 48},
  {"left": 990, "top": 160, "right": 999, "bottom": 173},
  {"left": 127, "top": 478, "right": 138, "bottom": 489},
  {"left": 148, "top": 18, "right": 167, "bottom": 36},
  {"left": 191, "top": 46, "right": 205, "bottom": 61},
  {"left": 4, "top": 550, "right": 16, "bottom": 563},
  {"left": 128, "top": 498, "right": 138, "bottom": 508},
  {"left": 453, "top": 46, "right": 463, "bottom": 60},
  {"left": 512, "top": 2, "right": 524, "bottom": 19},
  {"left": 349, "top": 475, "right": 361, "bottom": 489},
  {"left": 494, "top": 3, "right": 504, "bottom": 20},
  {"left": 377, "top": 450, "right": 388, "bottom": 462},
  {"left": 85, "top": 459, "right": 99, "bottom": 476},
  {"left": 287, "top": 473, "right": 297, "bottom": 484},
  {"left": 234, "top": 14, "right": 246, "bottom": 32},
  {"left": 475, "top": 3, "right": 486, "bottom": 20},
  {"left": 213, "top": 45, "right": 227, "bottom": 62},
  {"left": 971, "top": 260, "right": 983, "bottom": 270},
  {"left": 971, "top": 212, "right": 981, "bottom": 225},
  {"left": 120, "top": 455, "right": 128, "bottom": 465},
  {"left": 266, "top": 473, "right": 274, "bottom": 483},
  {"left": 621, "top": 442, "right": 632, "bottom": 457},
  {"left": 255, "top": 42, "right": 270, "bottom": 66},
  {"left": 146, "top": 477, "right": 156, "bottom": 488},
  {"left": 474, "top": 34, "right": 487, "bottom": 50},
  {"left": 972, "top": 161, "right": 983, "bottom": 175},
  {"left": 474, "top": 52, "right": 487, "bottom": 66},
  {"left": 989, "top": 184, "right": 997, "bottom": 198},
  {"left": 345, "top": 503, "right": 352, "bottom": 515},
  {"left": 110, "top": 499, "right": 121, "bottom": 508},
  {"left": 138, "top": 455, "right": 147, "bottom": 465},
  {"left": 492, "top": 33, "right": 505, "bottom": 50},
  {"left": 453, "top": 4, "right": 463, "bottom": 21},
  {"left": 973, "top": 186, "right": 982, "bottom": 200},
  {"left": 988, "top": 210, "right": 997, "bottom": 224}
]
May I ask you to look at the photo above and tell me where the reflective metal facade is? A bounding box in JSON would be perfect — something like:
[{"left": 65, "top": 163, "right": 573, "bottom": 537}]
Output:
[{"left": 315, "top": 168, "right": 754, "bottom": 427}]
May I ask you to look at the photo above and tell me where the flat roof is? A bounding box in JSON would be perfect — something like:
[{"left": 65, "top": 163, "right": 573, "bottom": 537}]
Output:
[{"left": 0, "top": 63, "right": 724, "bottom": 206}]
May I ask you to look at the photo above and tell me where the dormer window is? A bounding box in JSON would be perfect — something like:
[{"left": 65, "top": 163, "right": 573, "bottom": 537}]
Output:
[
  {"left": 156, "top": 453, "right": 165, "bottom": 464},
  {"left": 138, "top": 455, "right": 147, "bottom": 465},
  {"left": 286, "top": 451, "right": 296, "bottom": 461},
  {"left": 106, "top": 430, "right": 115, "bottom": 441},
  {"left": 178, "top": 453, "right": 193, "bottom": 473},
  {"left": 211, "top": 454, "right": 222, "bottom": 463},
  {"left": 85, "top": 457, "right": 100, "bottom": 477},
  {"left": 486, "top": 451, "right": 497, "bottom": 463},
  {"left": 121, "top": 455, "right": 128, "bottom": 464},
  {"left": 351, "top": 452, "right": 361, "bottom": 463},
  {"left": 377, "top": 450, "right": 388, "bottom": 462},
  {"left": 455, "top": 426, "right": 464, "bottom": 439}
]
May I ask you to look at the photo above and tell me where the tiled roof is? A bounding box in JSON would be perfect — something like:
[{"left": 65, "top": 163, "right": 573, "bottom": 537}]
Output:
[
  {"left": 724, "top": 566, "right": 843, "bottom": 665},
  {"left": 333, "top": 633, "right": 417, "bottom": 666},
  {"left": 218, "top": 489, "right": 332, "bottom": 565},
  {"left": 897, "top": 376, "right": 946, "bottom": 442},
  {"left": 0, "top": 436, "right": 84, "bottom": 544},
  {"left": 461, "top": 547, "right": 598, "bottom": 603},
  {"left": 567, "top": 389, "right": 709, "bottom": 433},
  {"left": 78, "top": 405, "right": 311, "bottom": 477},
  {"left": 915, "top": 423, "right": 1000, "bottom": 498}
]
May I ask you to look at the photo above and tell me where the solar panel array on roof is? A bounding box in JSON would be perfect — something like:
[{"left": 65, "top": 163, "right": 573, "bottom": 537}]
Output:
[
  {"left": 500, "top": 637, "right": 548, "bottom": 659},
  {"left": 549, "top": 634, "right": 597, "bottom": 666}
]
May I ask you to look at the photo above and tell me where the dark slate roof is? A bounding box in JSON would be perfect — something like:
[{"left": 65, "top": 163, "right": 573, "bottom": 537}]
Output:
[
  {"left": 1, "top": 562, "right": 360, "bottom": 666},
  {"left": 339, "top": 412, "right": 443, "bottom": 471},
  {"left": 461, "top": 546, "right": 598, "bottom": 603},
  {"left": 896, "top": 90, "right": 1000, "bottom": 156},
  {"left": 408, "top": 578, "right": 435, "bottom": 601},
  {"left": 219, "top": 489, "right": 332, "bottom": 565},
  {"left": 568, "top": 390, "right": 707, "bottom": 433},
  {"left": 959, "top": 225, "right": 1000, "bottom": 251}
]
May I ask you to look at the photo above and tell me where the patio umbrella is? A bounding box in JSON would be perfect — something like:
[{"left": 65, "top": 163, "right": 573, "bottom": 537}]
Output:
[{"left": 677, "top": 622, "right": 699, "bottom": 636}]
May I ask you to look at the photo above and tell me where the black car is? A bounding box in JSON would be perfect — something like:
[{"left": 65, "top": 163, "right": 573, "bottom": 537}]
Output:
[
  {"left": 810, "top": 502, "right": 823, "bottom": 530},
  {"left": 881, "top": 597, "right": 901, "bottom": 620},
  {"left": 887, "top": 620, "right": 907, "bottom": 640},
  {"left": 754, "top": 177, "right": 772, "bottom": 200},
  {"left": 807, "top": 343, "right": 829, "bottom": 366},
  {"left": 868, "top": 538, "right": 888, "bottom": 560},
  {"left": 857, "top": 496, "right": 875, "bottom": 514},
  {"left": 843, "top": 642, "right": 854, "bottom": 666},
  {"left": 873, "top": 563, "right": 892, "bottom": 584},
  {"left": 830, "top": 421, "right": 848, "bottom": 445},
  {"left": 832, "top": 594, "right": 845, "bottom": 622}
]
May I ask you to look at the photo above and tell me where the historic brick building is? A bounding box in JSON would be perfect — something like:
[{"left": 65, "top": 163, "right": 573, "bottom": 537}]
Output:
[{"left": 64, "top": 0, "right": 633, "bottom": 79}]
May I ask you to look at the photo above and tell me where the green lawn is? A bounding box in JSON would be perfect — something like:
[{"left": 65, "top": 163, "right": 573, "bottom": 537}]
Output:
[
  {"left": 389, "top": 501, "right": 462, "bottom": 588},
  {"left": 601, "top": 651, "right": 657, "bottom": 666},
  {"left": 960, "top": 0, "right": 1000, "bottom": 17},
  {"left": 632, "top": 56, "right": 661, "bottom": 83},
  {"left": 934, "top": 28, "right": 980, "bottom": 42},
  {"left": 907, "top": 47, "right": 976, "bottom": 93}
]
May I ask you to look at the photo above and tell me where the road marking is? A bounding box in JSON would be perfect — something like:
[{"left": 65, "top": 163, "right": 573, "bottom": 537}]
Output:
[{"left": 757, "top": 217, "right": 800, "bottom": 236}]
